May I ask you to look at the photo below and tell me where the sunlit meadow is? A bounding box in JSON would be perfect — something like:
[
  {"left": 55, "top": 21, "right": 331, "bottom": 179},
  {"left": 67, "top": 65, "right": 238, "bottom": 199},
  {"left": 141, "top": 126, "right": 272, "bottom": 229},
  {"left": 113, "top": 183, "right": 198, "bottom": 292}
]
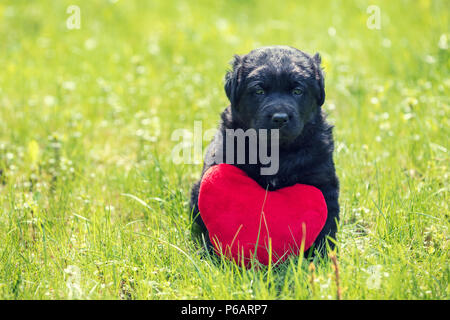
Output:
[{"left": 0, "top": 0, "right": 448, "bottom": 299}]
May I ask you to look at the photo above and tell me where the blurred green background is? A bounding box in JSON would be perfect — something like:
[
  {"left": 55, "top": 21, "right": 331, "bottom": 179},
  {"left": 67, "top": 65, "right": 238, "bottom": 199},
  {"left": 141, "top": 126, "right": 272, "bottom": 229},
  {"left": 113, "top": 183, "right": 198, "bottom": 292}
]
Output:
[{"left": 0, "top": 0, "right": 448, "bottom": 299}]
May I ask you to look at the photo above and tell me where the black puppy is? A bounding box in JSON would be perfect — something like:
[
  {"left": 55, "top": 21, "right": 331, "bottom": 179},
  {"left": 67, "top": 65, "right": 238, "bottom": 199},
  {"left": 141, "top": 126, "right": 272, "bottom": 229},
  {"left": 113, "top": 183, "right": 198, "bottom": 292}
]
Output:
[{"left": 190, "top": 46, "right": 339, "bottom": 257}]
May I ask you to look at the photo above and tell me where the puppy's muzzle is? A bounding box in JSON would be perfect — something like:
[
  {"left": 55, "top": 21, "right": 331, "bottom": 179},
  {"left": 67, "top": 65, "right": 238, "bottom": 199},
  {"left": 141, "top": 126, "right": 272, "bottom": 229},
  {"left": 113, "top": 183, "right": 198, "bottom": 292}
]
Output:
[{"left": 271, "top": 112, "right": 289, "bottom": 128}]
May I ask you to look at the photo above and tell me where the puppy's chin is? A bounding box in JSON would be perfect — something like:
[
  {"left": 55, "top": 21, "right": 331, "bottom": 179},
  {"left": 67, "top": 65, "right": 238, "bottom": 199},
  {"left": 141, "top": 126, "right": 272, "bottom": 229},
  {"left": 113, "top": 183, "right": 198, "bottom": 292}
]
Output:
[
  {"left": 277, "top": 133, "right": 302, "bottom": 148},
  {"left": 255, "top": 125, "right": 302, "bottom": 150},
  {"left": 277, "top": 122, "right": 304, "bottom": 143}
]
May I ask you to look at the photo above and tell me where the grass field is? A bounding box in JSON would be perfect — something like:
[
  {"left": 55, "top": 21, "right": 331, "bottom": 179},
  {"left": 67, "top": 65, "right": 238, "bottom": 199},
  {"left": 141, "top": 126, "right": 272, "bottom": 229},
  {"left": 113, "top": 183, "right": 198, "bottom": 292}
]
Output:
[{"left": 0, "top": 0, "right": 448, "bottom": 299}]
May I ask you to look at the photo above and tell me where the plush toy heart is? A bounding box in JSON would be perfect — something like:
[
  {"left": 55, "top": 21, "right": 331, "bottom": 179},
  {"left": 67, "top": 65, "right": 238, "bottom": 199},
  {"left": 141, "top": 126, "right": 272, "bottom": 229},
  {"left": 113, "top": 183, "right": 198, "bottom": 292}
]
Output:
[{"left": 198, "top": 164, "right": 327, "bottom": 266}]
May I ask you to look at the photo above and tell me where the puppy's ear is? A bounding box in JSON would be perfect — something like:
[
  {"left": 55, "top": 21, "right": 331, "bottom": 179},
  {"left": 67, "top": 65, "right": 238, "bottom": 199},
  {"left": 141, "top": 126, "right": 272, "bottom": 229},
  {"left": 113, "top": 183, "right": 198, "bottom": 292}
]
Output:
[
  {"left": 313, "top": 52, "right": 322, "bottom": 65},
  {"left": 312, "top": 52, "right": 325, "bottom": 107},
  {"left": 224, "top": 54, "right": 243, "bottom": 107}
]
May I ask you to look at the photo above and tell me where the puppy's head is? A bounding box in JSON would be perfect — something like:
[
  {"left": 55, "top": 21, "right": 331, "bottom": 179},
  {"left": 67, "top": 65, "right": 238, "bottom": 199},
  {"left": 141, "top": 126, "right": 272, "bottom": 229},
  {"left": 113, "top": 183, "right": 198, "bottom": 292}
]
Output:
[{"left": 225, "top": 46, "right": 325, "bottom": 145}]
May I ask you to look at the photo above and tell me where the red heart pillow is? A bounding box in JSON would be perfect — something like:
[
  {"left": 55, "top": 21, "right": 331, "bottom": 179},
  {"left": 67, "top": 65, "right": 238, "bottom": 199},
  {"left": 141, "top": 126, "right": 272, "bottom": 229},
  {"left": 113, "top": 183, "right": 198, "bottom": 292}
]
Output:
[{"left": 198, "top": 164, "right": 327, "bottom": 266}]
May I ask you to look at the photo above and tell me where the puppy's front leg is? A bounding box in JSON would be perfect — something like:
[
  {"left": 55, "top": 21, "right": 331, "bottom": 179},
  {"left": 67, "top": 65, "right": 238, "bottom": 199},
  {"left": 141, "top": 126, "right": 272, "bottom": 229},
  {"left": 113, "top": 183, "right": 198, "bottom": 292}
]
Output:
[
  {"left": 306, "top": 183, "right": 340, "bottom": 258},
  {"left": 189, "top": 139, "right": 222, "bottom": 250}
]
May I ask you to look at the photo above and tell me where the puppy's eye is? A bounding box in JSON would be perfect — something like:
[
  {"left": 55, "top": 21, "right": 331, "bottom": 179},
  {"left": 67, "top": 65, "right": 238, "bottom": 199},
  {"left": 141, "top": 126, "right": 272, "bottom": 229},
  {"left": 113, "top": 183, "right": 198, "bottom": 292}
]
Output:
[
  {"left": 255, "top": 88, "right": 265, "bottom": 95},
  {"left": 292, "top": 88, "right": 303, "bottom": 95}
]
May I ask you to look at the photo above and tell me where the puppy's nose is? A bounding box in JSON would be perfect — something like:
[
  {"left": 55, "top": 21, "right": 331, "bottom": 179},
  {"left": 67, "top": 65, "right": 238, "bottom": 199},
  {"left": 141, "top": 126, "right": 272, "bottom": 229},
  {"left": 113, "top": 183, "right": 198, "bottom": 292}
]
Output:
[{"left": 271, "top": 113, "right": 289, "bottom": 128}]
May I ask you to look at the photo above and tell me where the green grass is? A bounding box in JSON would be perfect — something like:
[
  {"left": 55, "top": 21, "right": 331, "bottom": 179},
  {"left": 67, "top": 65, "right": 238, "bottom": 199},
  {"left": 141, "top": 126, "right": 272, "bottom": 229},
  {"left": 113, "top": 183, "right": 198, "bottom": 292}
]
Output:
[{"left": 0, "top": 0, "right": 448, "bottom": 299}]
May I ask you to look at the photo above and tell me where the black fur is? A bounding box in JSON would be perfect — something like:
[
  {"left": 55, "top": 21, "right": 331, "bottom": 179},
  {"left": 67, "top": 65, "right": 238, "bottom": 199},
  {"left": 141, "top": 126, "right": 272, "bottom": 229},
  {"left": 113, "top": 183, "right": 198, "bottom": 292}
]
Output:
[{"left": 190, "top": 46, "right": 339, "bottom": 257}]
